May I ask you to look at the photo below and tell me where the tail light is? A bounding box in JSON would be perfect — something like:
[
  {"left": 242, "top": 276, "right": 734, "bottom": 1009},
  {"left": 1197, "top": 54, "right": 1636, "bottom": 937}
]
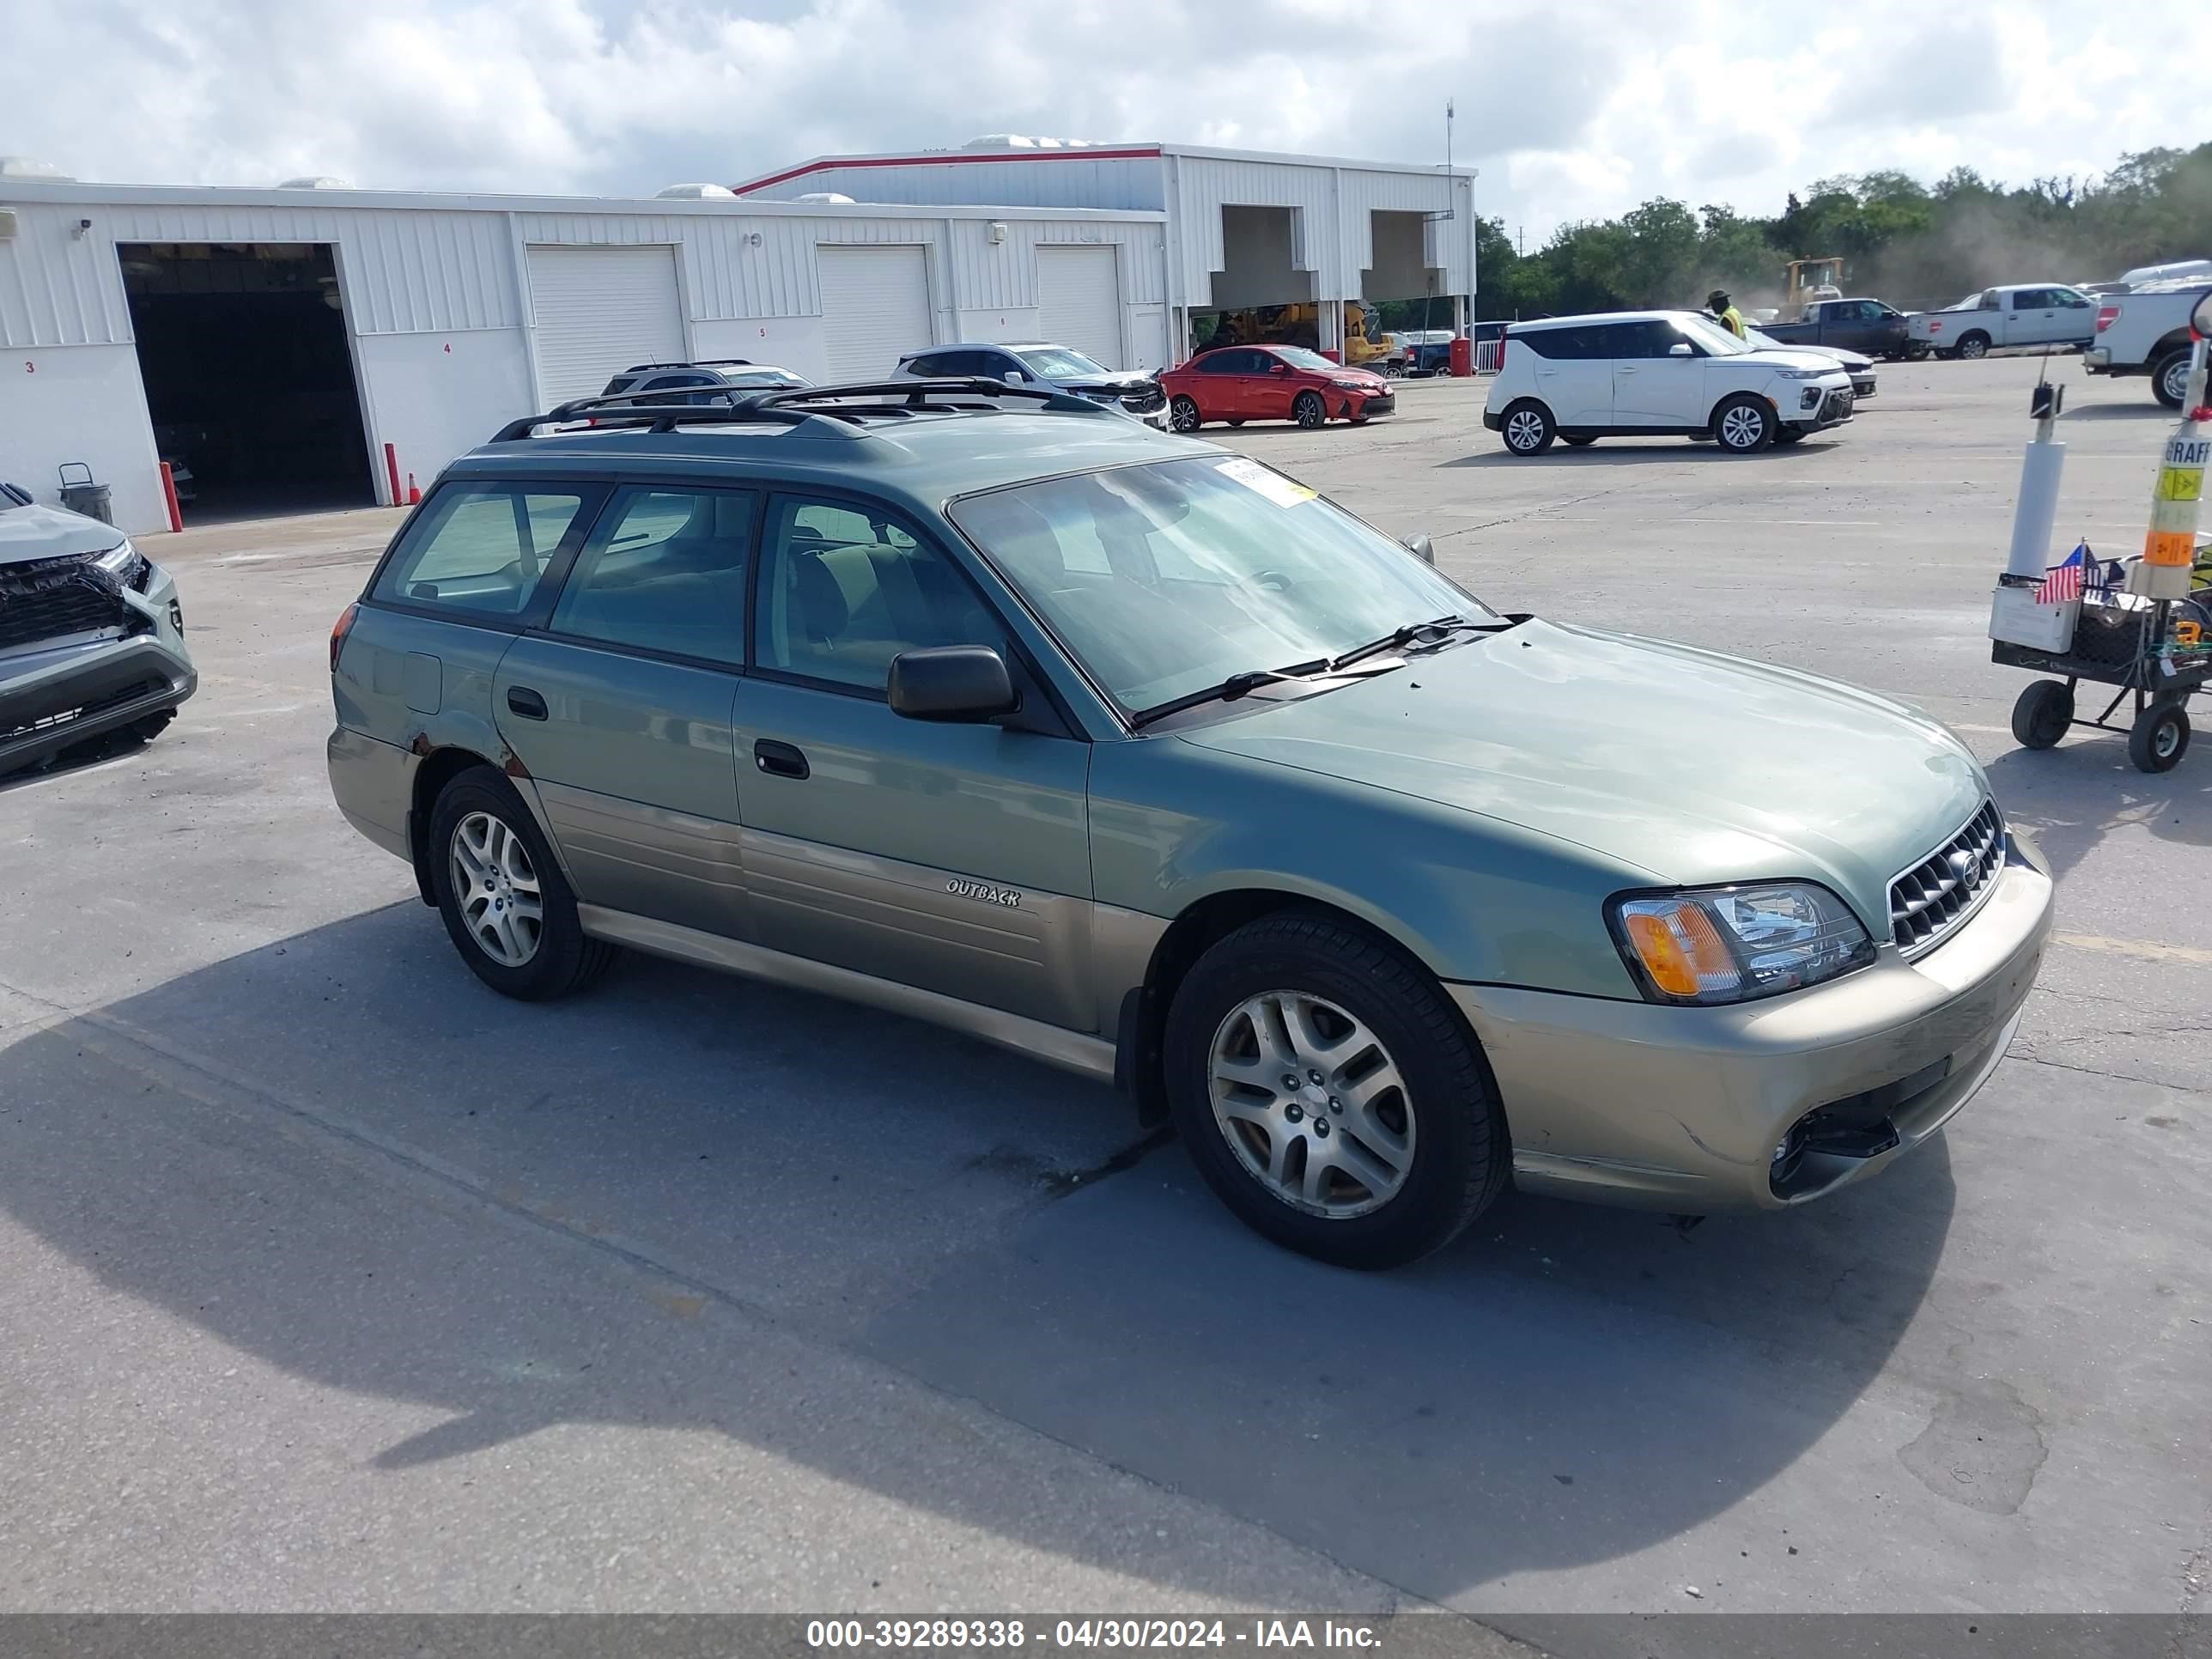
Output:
[
  {"left": 330, "top": 602, "right": 359, "bottom": 672},
  {"left": 2095, "top": 306, "right": 2120, "bottom": 332},
  {"left": 1927, "top": 320, "right": 1942, "bottom": 334}
]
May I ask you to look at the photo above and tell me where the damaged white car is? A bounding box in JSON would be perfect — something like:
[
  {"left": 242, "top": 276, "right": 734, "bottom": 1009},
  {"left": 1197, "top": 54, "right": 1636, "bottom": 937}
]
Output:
[{"left": 1, "top": 482, "right": 195, "bottom": 776}]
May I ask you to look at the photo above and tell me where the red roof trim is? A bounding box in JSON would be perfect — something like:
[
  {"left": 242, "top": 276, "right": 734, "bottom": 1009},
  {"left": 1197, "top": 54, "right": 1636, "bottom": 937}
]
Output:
[{"left": 732, "top": 146, "right": 1164, "bottom": 194}]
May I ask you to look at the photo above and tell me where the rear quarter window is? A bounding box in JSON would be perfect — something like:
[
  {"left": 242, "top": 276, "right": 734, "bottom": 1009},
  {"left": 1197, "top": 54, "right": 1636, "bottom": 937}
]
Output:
[{"left": 373, "top": 483, "right": 593, "bottom": 617}]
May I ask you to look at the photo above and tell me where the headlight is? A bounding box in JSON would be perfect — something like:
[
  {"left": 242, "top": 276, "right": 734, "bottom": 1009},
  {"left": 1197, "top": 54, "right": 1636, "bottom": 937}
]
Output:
[
  {"left": 1774, "top": 367, "right": 1828, "bottom": 380},
  {"left": 1608, "top": 883, "right": 1874, "bottom": 1006},
  {"left": 92, "top": 539, "right": 149, "bottom": 589}
]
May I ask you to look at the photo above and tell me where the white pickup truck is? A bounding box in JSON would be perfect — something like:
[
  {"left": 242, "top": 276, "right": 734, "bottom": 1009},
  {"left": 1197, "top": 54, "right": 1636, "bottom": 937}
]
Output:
[
  {"left": 2083, "top": 280, "right": 2212, "bottom": 407},
  {"left": 1906, "top": 283, "right": 2101, "bottom": 359}
]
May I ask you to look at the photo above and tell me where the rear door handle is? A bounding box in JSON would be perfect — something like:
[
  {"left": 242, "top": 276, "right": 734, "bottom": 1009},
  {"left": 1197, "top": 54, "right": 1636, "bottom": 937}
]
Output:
[
  {"left": 1616, "top": 366, "right": 1638, "bottom": 374},
  {"left": 754, "top": 738, "right": 809, "bottom": 780},
  {"left": 506, "top": 686, "right": 548, "bottom": 720}
]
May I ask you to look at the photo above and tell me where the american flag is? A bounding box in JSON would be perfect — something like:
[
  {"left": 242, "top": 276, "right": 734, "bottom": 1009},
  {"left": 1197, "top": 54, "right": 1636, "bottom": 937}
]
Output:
[{"left": 2035, "top": 542, "right": 2087, "bottom": 604}]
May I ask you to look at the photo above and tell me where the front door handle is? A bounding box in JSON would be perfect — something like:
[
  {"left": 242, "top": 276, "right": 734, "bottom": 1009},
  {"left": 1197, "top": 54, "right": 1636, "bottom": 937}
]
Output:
[
  {"left": 1616, "top": 366, "right": 1638, "bottom": 374},
  {"left": 506, "top": 686, "right": 548, "bottom": 720},
  {"left": 754, "top": 738, "right": 809, "bottom": 780}
]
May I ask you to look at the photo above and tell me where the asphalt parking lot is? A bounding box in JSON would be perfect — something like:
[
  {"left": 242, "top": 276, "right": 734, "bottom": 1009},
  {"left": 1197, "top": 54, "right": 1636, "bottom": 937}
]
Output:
[{"left": 2, "top": 362, "right": 2206, "bottom": 1650}]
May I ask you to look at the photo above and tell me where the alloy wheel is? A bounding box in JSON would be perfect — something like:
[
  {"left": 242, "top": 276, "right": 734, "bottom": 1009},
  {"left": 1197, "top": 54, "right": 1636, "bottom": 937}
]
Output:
[
  {"left": 1170, "top": 397, "right": 1200, "bottom": 433},
  {"left": 1959, "top": 336, "right": 1989, "bottom": 360},
  {"left": 1504, "top": 409, "right": 1547, "bottom": 452},
  {"left": 1207, "top": 989, "right": 1416, "bottom": 1218},
  {"left": 1718, "top": 404, "right": 1768, "bottom": 450},
  {"left": 450, "top": 811, "right": 544, "bottom": 968},
  {"left": 2161, "top": 356, "right": 2191, "bottom": 407},
  {"left": 1295, "top": 392, "right": 1326, "bottom": 428}
]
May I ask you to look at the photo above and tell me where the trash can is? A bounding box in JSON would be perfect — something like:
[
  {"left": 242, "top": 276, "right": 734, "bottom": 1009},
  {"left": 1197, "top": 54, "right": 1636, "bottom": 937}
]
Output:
[
  {"left": 1448, "top": 337, "right": 1474, "bottom": 377},
  {"left": 57, "top": 462, "right": 113, "bottom": 526}
]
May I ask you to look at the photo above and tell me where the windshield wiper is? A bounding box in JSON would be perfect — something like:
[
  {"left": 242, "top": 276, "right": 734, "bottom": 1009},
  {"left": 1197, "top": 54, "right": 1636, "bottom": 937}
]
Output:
[
  {"left": 1129, "top": 658, "right": 1332, "bottom": 727},
  {"left": 1328, "top": 614, "right": 1503, "bottom": 672}
]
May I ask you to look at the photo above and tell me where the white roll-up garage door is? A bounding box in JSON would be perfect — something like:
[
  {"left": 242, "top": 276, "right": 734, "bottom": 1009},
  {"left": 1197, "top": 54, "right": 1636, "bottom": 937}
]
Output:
[
  {"left": 1036, "top": 246, "right": 1123, "bottom": 370},
  {"left": 526, "top": 245, "right": 688, "bottom": 406},
  {"left": 816, "top": 245, "right": 932, "bottom": 383}
]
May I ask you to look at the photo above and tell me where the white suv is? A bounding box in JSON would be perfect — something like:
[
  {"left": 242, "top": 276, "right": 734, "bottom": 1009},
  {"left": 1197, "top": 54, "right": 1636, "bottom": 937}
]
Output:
[{"left": 1483, "top": 311, "right": 1856, "bottom": 455}]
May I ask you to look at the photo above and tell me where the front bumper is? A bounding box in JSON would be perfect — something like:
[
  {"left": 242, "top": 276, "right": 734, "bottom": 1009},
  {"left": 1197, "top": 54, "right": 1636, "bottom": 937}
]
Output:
[
  {"left": 1348, "top": 391, "right": 1395, "bottom": 418},
  {"left": 0, "top": 577, "right": 196, "bottom": 775},
  {"left": 1449, "top": 834, "right": 2052, "bottom": 1212},
  {"left": 1850, "top": 374, "right": 1877, "bottom": 398},
  {"left": 1789, "top": 386, "right": 1856, "bottom": 430}
]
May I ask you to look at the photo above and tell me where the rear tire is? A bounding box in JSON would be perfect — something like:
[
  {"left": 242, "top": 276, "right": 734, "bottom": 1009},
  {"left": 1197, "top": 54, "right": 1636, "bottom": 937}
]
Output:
[
  {"left": 1500, "top": 400, "right": 1555, "bottom": 455},
  {"left": 428, "top": 766, "right": 617, "bottom": 1000},
  {"left": 2152, "top": 348, "right": 2191, "bottom": 410},
  {"left": 1712, "top": 395, "right": 1775, "bottom": 453},
  {"left": 1956, "top": 331, "right": 1991, "bottom": 361},
  {"left": 1164, "top": 912, "right": 1508, "bottom": 1269},
  {"left": 2010, "top": 680, "right": 2073, "bottom": 750},
  {"left": 1293, "top": 390, "right": 1328, "bottom": 428},
  {"left": 2128, "top": 701, "right": 2191, "bottom": 775},
  {"left": 1169, "top": 396, "right": 1202, "bottom": 433}
]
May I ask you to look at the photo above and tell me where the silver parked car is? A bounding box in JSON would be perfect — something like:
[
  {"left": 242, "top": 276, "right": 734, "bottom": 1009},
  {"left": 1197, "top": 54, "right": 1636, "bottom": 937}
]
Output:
[{"left": 2, "top": 481, "right": 196, "bottom": 776}]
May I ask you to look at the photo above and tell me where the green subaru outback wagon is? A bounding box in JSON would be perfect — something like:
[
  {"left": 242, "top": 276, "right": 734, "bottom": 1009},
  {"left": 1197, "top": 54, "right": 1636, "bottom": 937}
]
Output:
[{"left": 327, "top": 378, "right": 2051, "bottom": 1267}]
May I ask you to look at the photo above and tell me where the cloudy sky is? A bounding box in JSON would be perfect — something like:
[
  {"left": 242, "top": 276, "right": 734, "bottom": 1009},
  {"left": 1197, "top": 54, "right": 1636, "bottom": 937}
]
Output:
[{"left": 4, "top": 0, "right": 2204, "bottom": 240}]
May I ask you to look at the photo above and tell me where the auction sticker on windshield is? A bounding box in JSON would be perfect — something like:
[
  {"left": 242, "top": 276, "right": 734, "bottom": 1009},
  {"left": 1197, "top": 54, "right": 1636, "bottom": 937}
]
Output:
[{"left": 1216, "top": 457, "right": 1316, "bottom": 508}]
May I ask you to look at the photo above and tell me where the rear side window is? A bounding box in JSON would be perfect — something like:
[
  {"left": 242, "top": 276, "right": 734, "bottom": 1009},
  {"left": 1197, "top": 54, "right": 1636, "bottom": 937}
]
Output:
[
  {"left": 374, "top": 483, "right": 591, "bottom": 617},
  {"left": 1515, "top": 326, "right": 1600, "bottom": 360},
  {"left": 550, "top": 487, "right": 756, "bottom": 664}
]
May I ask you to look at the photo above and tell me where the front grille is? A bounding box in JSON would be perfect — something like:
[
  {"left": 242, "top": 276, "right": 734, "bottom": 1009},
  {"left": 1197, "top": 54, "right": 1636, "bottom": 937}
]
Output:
[
  {"left": 1119, "top": 386, "right": 1166, "bottom": 414},
  {"left": 0, "top": 554, "right": 131, "bottom": 653},
  {"left": 1889, "top": 800, "right": 2005, "bottom": 957}
]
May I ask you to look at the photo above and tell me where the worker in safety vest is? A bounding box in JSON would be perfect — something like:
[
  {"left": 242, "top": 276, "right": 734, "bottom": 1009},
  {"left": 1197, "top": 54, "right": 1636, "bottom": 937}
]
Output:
[{"left": 1707, "top": 289, "right": 1746, "bottom": 338}]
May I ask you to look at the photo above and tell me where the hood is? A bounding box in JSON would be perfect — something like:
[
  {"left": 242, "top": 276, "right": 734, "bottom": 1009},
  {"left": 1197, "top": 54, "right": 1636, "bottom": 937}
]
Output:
[
  {"left": 1326, "top": 367, "right": 1389, "bottom": 386},
  {"left": 1797, "top": 344, "right": 1874, "bottom": 370},
  {"left": 0, "top": 501, "right": 129, "bottom": 567},
  {"left": 1174, "top": 617, "right": 1986, "bottom": 933},
  {"left": 1731, "top": 347, "right": 1851, "bottom": 374},
  {"left": 1057, "top": 372, "right": 1158, "bottom": 393}
]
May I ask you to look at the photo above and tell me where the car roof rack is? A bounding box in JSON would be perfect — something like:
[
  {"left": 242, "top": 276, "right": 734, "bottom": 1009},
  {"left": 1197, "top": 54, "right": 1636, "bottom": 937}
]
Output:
[
  {"left": 618, "top": 359, "right": 756, "bottom": 373},
  {"left": 489, "top": 377, "right": 1119, "bottom": 443}
]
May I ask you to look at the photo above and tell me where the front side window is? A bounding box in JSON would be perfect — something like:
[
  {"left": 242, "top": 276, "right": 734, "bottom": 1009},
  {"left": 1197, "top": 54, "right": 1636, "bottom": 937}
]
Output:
[
  {"left": 1613, "top": 320, "right": 1688, "bottom": 358},
  {"left": 549, "top": 487, "right": 756, "bottom": 663},
  {"left": 1673, "top": 314, "right": 1750, "bottom": 356},
  {"left": 754, "top": 497, "right": 1006, "bottom": 693},
  {"left": 950, "top": 457, "right": 1494, "bottom": 716},
  {"left": 374, "top": 483, "right": 591, "bottom": 617}
]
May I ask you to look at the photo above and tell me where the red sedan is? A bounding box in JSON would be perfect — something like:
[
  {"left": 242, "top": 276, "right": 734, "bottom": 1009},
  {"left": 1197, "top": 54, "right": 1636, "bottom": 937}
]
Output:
[{"left": 1161, "top": 345, "right": 1396, "bottom": 432}]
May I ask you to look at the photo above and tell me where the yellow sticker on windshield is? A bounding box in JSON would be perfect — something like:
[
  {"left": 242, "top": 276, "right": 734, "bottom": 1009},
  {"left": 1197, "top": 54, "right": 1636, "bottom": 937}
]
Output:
[{"left": 1217, "top": 457, "right": 1317, "bottom": 508}]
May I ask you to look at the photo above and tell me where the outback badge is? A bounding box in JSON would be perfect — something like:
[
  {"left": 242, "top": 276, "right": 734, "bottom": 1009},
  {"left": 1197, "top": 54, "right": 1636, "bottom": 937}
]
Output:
[{"left": 945, "top": 878, "right": 1020, "bottom": 908}]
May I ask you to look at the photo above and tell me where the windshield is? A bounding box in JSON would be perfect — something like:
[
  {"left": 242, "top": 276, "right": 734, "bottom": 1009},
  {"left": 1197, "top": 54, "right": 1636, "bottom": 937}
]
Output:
[
  {"left": 728, "top": 368, "right": 806, "bottom": 386},
  {"left": 949, "top": 457, "right": 1494, "bottom": 716},
  {"left": 1272, "top": 347, "right": 1346, "bottom": 373},
  {"left": 1016, "top": 347, "right": 1112, "bottom": 380},
  {"left": 1676, "top": 313, "right": 1751, "bottom": 356}
]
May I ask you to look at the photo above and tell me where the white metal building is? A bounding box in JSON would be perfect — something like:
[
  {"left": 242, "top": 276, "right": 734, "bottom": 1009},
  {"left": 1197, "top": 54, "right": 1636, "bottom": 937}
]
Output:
[
  {"left": 734, "top": 140, "right": 1480, "bottom": 362},
  {"left": 0, "top": 175, "right": 1167, "bottom": 535}
]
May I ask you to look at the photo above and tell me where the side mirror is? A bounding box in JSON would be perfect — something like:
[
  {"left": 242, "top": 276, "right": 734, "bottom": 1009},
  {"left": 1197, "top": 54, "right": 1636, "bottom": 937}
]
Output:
[
  {"left": 1668, "top": 342, "right": 1693, "bottom": 357},
  {"left": 1003, "top": 369, "right": 1024, "bottom": 384},
  {"left": 888, "top": 645, "right": 1018, "bottom": 723},
  {"left": 1407, "top": 534, "right": 1436, "bottom": 565},
  {"left": 1269, "top": 362, "right": 1288, "bottom": 374}
]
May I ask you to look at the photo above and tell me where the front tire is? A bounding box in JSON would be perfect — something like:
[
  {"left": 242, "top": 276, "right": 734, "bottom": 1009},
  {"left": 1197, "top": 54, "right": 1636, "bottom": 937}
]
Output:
[
  {"left": 1164, "top": 913, "right": 1508, "bottom": 1269},
  {"left": 1293, "top": 390, "right": 1328, "bottom": 428},
  {"left": 2011, "top": 680, "right": 2073, "bottom": 750},
  {"left": 1956, "top": 331, "right": 1991, "bottom": 361},
  {"left": 2153, "top": 348, "right": 2191, "bottom": 410},
  {"left": 1169, "top": 396, "right": 1202, "bottom": 433},
  {"left": 1712, "top": 394, "right": 1775, "bottom": 453},
  {"left": 428, "top": 766, "right": 617, "bottom": 1000},
  {"left": 1772, "top": 426, "right": 1808, "bottom": 447},
  {"left": 1500, "top": 400, "right": 1555, "bottom": 455}
]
